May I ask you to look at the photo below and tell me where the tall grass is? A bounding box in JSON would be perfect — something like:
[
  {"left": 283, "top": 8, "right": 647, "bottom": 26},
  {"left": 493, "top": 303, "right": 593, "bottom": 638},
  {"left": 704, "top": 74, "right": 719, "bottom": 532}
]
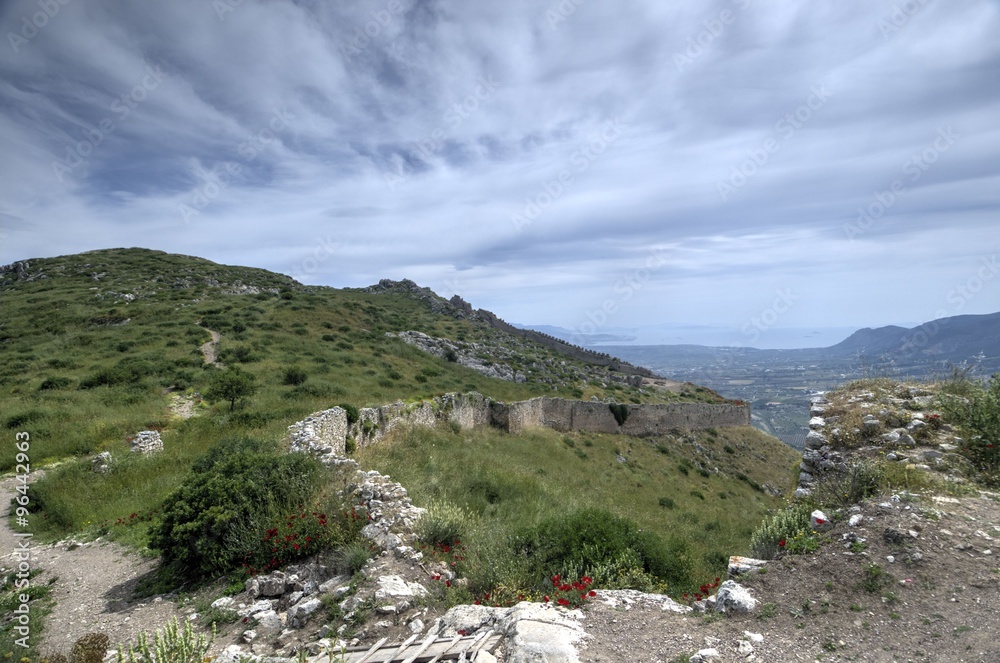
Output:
[{"left": 358, "top": 423, "right": 798, "bottom": 595}]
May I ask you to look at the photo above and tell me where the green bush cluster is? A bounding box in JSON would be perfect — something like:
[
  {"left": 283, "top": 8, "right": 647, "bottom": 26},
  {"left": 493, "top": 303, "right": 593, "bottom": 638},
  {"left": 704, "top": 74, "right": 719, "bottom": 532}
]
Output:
[
  {"left": 149, "top": 436, "right": 323, "bottom": 581},
  {"left": 749, "top": 503, "right": 813, "bottom": 560},
  {"left": 941, "top": 374, "right": 1000, "bottom": 484},
  {"left": 512, "top": 508, "right": 691, "bottom": 590},
  {"left": 812, "top": 459, "right": 886, "bottom": 509}
]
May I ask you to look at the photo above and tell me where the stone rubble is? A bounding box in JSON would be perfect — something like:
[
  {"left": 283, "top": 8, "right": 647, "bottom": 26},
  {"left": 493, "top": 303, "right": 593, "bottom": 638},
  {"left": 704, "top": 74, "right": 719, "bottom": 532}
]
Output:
[{"left": 129, "top": 430, "right": 163, "bottom": 454}]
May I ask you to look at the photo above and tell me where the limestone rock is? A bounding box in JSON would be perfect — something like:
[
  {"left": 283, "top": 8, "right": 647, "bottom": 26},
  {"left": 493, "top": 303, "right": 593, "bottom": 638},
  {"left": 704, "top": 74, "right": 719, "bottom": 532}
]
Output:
[
  {"left": 374, "top": 575, "right": 428, "bottom": 605},
  {"left": 811, "top": 510, "right": 832, "bottom": 531},
  {"left": 247, "top": 571, "right": 287, "bottom": 598},
  {"left": 728, "top": 556, "right": 767, "bottom": 578},
  {"left": 590, "top": 589, "right": 691, "bottom": 614},
  {"left": 91, "top": 451, "right": 112, "bottom": 473},
  {"left": 439, "top": 604, "right": 507, "bottom": 637},
  {"left": 690, "top": 648, "right": 721, "bottom": 662},
  {"left": 288, "top": 598, "right": 322, "bottom": 628},
  {"left": 253, "top": 610, "right": 283, "bottom": 635},
  {"left": 805, "top": 431, "right": 827, "bottom": 450},
  {"left": 714, "top": 580, "right": 756, "bottom": 613},
  {"left": 499, "top": 602, "right": 588, "bottom": 663},
  {"left": 211, "top": 596, "right": 235, "bottom": 610},
  {"left": 130, "top": 430, "right": 163, "bottom": 454}
]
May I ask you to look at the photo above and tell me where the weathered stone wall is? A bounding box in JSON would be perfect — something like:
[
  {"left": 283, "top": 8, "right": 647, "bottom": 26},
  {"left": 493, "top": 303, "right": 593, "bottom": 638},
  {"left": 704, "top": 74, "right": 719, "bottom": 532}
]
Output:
[
  {"left": 288, "top": 393, "right": 750, "bottom": 460},
  {"left": 288, "top": 407, "right": 348, "bottom": 462},
  {"left": 506, "top": 398, "right": 751, "bottom": 436}
]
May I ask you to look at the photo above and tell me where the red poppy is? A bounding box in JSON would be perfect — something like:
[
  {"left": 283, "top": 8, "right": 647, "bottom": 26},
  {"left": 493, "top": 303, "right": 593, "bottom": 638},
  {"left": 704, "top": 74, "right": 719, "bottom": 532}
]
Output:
[
  {"left": 779, "top": 539, "right": 786, "bottom": 547},
  {"left": 588, "top": 590, "right": 597, "bottom": 597}
]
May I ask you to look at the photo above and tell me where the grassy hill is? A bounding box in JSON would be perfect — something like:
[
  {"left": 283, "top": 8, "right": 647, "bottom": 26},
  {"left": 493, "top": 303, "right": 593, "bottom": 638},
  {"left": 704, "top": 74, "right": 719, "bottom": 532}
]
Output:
[{"left": 0, "top": 247, "right": 798, "bottom": 588}]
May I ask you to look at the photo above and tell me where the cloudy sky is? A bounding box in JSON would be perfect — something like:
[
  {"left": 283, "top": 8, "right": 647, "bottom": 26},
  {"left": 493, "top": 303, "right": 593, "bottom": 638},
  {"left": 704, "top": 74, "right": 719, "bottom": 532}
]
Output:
[{"left": 1, "top": 0, "right": 997, "bottom": 348}]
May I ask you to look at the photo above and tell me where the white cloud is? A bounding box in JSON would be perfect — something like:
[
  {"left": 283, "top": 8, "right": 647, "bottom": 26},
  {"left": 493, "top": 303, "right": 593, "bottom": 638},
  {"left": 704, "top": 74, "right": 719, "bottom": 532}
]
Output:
[{"left": 0, "top": 0, "right": 997, "bottom": 346}]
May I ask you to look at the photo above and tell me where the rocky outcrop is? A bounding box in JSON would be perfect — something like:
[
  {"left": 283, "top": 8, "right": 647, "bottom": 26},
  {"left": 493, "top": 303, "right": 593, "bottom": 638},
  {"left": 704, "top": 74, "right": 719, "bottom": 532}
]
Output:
[
  {"left": 391, "top": 330, "right": 527, "bottom": 382},
  {"left": 795, "top": 383, "right": 966, "bottom": 498}
]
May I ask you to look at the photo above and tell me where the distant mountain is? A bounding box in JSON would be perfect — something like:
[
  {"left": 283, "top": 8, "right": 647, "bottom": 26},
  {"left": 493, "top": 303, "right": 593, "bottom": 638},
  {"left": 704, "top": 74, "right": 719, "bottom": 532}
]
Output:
[{"left": 826, "top": 312, "right": 1000, "bottom": 363}]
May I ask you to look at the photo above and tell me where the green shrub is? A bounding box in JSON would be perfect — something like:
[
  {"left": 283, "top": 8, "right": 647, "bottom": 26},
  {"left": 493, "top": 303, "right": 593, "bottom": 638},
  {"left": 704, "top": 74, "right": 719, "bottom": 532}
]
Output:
[
  {"left": 749, "top": 503, "right": 813, "bottom": 560},
  {"left": 204, "top": 366, "right": 258, "bottom": 411},
  {"left": 115, "top": 618, "right": 213, "bottom": 663},
  {"left": 39, "top": 376, "right": 73, "bottom": 390},
  {"left": 149, "top": 437, "right": 323, "bottom": 581},
  {"left": 282, "top": 366, "right": 308, "bottom": 386},
  {"left": 418, "top": 500, "right": 470, "bottom": 548},
  {"left": 812, "top": 459, "right": 886, "bottom": 509},
  {"left": 658, "top": 497, "right": 676, "bottom": 509},
  {"left": 339, "top": 403, "right": 360, "bottom": 425},
  {"left": 941, "top": 374, "right": 1000, "bottom": 484},
  {"left": 4, "top": 408, "right": 46, "bottom": 428},
  {"left": 333, "top": 540, "right": 374, "bottom": 575},
  {"left": 608, "top": 403, "right": 629, "bottom": 426},
  {"left": 512, "top": 508, "right": 691, "bottom": 590}
]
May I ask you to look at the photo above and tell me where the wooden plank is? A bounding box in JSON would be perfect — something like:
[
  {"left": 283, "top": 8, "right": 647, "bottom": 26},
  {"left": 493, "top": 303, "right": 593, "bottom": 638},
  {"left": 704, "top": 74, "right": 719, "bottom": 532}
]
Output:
[
  {"left": 454, "top": 630, "right": 492, "bottom": 657},
  {"left": 350, "top": 637, "right": 390, "bottom": 663},
  {"left": 425, "top": 634, "right": 463, "bottom": 663},
  {"left": 384, "top": 633, "right": 420, "bottom": 662},
  {"left": 400, "top": 632, "right": 440, "bottom": 663}
]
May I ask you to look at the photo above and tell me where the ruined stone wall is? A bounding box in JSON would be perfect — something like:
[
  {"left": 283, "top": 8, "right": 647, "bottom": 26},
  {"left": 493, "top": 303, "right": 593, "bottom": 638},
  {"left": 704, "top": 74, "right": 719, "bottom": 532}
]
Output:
[
  {"left": 288, "top": 393, "right": 751, "bottom": 459},
  {"left": 287, "top": 407, "right": 348, "bottom": 462}
]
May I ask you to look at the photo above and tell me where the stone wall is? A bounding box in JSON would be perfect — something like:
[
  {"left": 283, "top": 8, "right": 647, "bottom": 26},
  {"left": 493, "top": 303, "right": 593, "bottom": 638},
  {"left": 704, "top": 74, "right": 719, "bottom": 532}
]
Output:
[
  {"left": 288, "top": 393, "right": 751, "bottom": 459},
  {"left": 287, "top": 407, "right": 348, "bottom": 462}
]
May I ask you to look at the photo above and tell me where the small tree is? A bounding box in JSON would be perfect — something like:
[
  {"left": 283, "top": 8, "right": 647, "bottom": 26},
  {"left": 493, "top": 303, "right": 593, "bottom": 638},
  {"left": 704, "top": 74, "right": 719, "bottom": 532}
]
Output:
[{"left": 205, "top": 367, "right": 258, "bottom": 412}]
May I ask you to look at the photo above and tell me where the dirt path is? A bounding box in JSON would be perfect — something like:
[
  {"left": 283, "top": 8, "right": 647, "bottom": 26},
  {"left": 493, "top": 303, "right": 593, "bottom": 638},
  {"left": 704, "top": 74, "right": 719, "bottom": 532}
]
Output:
[
  {"left": 168, "top": 392, "right": 199, "bottom": 419},
  {"left": 0, "top": 474, "right": 181, "bottom": 657},
  {"left": 199, "top": 328, "right": 222, "bottom": 367}
]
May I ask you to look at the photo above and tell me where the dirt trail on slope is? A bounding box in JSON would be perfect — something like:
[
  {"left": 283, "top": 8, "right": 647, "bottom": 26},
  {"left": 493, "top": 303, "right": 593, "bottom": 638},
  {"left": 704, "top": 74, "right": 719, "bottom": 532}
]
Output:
[
  {"left": 199, "top": 328, "right": 223, "bottom": 367},
  {"left": 0, "top": 474, "right": 181, "bottom": 657}
]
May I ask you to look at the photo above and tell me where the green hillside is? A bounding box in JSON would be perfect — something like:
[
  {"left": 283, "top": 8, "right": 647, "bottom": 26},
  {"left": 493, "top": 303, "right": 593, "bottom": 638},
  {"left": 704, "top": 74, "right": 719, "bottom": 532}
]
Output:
[{"left": 0, "top": 247, "right": 798, "bottom": 590}]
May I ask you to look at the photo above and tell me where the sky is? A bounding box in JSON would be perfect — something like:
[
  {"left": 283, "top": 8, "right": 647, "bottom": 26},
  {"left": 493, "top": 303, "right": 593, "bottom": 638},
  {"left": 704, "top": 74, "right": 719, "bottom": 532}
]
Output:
[{"left": 1, "top": 0, "right": 998, "bottom": 349}]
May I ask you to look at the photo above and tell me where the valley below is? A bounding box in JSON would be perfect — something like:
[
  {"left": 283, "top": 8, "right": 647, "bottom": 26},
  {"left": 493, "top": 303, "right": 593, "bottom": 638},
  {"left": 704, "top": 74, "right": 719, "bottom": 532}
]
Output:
[{"left": 606, "top": 342, "right": 1000, "bottom": 450}]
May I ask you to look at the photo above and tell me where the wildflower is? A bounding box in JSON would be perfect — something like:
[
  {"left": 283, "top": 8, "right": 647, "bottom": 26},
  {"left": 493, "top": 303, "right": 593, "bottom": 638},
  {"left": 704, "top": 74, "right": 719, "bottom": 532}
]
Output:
[
  {"left": 588, "top": 590, "right": 597, "bottom": 597},
  {"left": 557, "top": 598, "right": 570, "bottom": 606},
  {"left": 779, "top": 539, "right": 786, "bottom": 547},
  {"left": 543, "top": 595, "right": 550, "bottom": 602}
]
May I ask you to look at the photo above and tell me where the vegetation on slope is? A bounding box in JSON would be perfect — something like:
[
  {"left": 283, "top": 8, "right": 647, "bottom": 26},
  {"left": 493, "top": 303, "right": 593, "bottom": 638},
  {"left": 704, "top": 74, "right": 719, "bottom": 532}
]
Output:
[
  {"left": 0, "top": 248, "right": 796, "bottom": 611},
  {"left": 0, "top": 248, "right": 722, "bottom": 545},
  {"left": 358, "top": 423, "right": 799, "bottom": 596}
]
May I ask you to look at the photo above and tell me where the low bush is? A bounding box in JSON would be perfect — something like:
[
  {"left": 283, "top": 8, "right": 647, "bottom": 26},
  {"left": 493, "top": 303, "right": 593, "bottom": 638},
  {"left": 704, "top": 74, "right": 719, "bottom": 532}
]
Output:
[
  {"left": 149, "top": 436, "right": 323, "bottom": 581},
  {"left": 812, "top": 459, "right": 886, "bottom": 509},
  {"left": 512, "top": 508, "right": 691, "bottom": 590},
  {"left": 941, "top": 374, "right": 1000, "bottom": 484},
  {"left": 749, "top": 503, "right": 813, "bottom": 560},
  {"left": 282, "top": 366, "right": 308, "bottom": 386},
  {"left": 418, "top": 500, "right": 471, "bottom": 548},
  {"left": 339, "top": 402, "right": 360, "bottom": 425}
]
